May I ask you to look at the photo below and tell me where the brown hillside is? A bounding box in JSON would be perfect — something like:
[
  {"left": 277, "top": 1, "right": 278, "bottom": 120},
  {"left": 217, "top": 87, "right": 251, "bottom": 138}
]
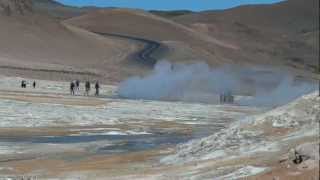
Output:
[
  {"left": 173, "top": 0, "right": 319, "bottom": 78},
  {"left": 66, "top": 0, "right": 319, "bottom": 79},
  {"left": 175, "top": 0, "right": 318, "bottom": 33},
  {"left": 0, "top": 0, "right": 318, "bottom": 83},
  {"left": 0, "top": 1, "right": 143, "bottom": 83},
  {"left": 65, "top": 8, "right": 241, "bottom": 65}
]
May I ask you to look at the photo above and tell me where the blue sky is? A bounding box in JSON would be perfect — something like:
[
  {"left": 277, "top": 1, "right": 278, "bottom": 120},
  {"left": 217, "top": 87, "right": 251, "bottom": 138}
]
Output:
[{"left": 55, "top": 0, "right": 284, "bottom": 11}]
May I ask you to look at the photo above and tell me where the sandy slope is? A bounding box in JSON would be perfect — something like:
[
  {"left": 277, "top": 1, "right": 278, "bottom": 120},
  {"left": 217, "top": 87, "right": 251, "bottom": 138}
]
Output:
[
  {"left": 65, "top": 0, "right": 319, "bottom": 80},
  {"left": 173, "top": 0, "right": 319, "bottom": 78},
  {"left": 1, "top": 0, "right": 318, "bottom": 83},
  {"left": 65, "top": 8, "right": 237, "bottom": 65},
  {"left": 0, "top": 3, "right": 145, "bottom": 83}
]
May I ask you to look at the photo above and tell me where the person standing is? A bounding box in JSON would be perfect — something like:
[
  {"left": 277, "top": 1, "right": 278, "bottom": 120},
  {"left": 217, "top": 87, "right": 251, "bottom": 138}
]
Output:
[
  {"left": 85, "top": 81, "right": 91, "bottom": 96},
  {"left": 95, "top": 81, "right": 100, "bottom": 96},
  {"left": 70, "top": 81, "right": 75, "bottom": 95},
  {"left": 33, "top": 81, "right": 36, "bottom": 88},
  {"left": 75, "top": 80, "right": 80, "bottom": 91},
  {"left": 21, "top": 80, "right": 26, "bottom": 88}
]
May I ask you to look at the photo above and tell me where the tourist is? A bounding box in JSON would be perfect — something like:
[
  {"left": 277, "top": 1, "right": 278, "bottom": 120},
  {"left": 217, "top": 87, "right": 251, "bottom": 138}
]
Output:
[
  {"left": 85, "top": 81, "right": 91, "bottom": 96},
  {"left": 95, "top": 81, "right": 100, "bottom": 96},
  {"left": 21, "top": 80, "right": 26, "bottom": 88},
  {"left": 70, "top": 81, "right": 75, "bottom": 95},
  {"left": 75, "top": 80, "right": 80, "bottom": 91}
]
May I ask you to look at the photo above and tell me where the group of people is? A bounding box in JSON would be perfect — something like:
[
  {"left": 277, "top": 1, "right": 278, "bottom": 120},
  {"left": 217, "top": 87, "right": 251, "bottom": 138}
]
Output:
[
  {"left": 20, "top": 79, "right": 100, "bottom": 96},
  {"left": 70, "top": 80, "right": 100, "bottom": 96},
  {"left": 21, "top": 80, "right": 36, "bottom": 88},
  {"left": 219, "top": 91, "right": 234, "bottom": 104}
]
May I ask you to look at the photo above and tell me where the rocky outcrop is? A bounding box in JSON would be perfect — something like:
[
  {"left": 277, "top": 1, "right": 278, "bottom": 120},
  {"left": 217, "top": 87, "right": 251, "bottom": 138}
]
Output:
[
  {"left": 162, "top": 91, "right": 319, "bottom": 164},
  {"left": 253, "top": 91, "right": 320, "bottom": 128}
]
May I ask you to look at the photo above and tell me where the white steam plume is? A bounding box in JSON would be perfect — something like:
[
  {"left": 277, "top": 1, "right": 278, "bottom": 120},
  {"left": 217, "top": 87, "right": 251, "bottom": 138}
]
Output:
[{"left": 118, "top": 61, "right": 317, "bottom": 107}]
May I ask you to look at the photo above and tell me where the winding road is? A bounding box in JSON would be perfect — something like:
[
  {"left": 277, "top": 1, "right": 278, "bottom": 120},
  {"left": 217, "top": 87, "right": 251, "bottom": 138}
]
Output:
[{"left": 93, "top": 31, "right": 162, "bottom": 66}]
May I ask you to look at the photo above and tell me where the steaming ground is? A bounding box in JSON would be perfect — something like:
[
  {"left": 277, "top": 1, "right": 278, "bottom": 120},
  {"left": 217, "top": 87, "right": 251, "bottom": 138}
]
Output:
[
  {"left": 0, "top": 75, "right": 263, "bottom": 179},
  {"left": 0, "top": 65, "right": 318, "bottom": 179},
  {"left": 0, "top": 67, "right": 318, "bottom": 179},
  {"left": 118, "top": 61, "right": 317, "bottom": 106}
]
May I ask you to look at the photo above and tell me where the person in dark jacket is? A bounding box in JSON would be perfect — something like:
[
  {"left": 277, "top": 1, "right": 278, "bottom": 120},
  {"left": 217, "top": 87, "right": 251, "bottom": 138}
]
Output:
[
  {"left": 21, "top": 80, "right": 26, "bottom": 88},
  {"left": 33, "top": 81, "right": 36, "bottom": 88},
  {"left": 85, "top": 81, "right": 91, "bottom": 96},
  {"left": 75, "top": 80, "right": 80, "bottom": 91},
  {"left": 70, "top": 81, "right": 75, "bottom": 95},
  {"left": 95, "top": 81, "right": 100, "bottom": 96}
]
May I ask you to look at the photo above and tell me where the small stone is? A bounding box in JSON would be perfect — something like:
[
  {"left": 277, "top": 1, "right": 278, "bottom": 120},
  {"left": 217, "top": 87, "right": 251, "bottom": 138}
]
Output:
[{"left": 273, "top": 176, "right": 280, "bottom": 180}]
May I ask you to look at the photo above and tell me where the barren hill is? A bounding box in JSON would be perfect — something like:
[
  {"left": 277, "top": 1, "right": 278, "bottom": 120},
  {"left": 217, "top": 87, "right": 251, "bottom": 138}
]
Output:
[
  {"left": 66, "top": 8, "right": 233, "bottom": 64},
  {"left": 0, "top": 0, "right": 318, "bottom": 83},
  {"left": 0, "top": 0, "right": 143, "bottom": 83},
  {"left": 65, "top": 0, "right": 319, "bottom": 79},
  {"left": 175, "top": 0, "right": 318, "bottom": 33},
  {"left": 173, "top": 0, "right": 319, "bottom": 77}
]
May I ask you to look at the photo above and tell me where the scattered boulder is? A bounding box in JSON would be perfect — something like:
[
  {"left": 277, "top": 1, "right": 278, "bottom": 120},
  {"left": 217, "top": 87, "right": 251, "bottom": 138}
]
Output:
[{"left": 288, "top": 149, "right": 302, "bottom": 164}]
